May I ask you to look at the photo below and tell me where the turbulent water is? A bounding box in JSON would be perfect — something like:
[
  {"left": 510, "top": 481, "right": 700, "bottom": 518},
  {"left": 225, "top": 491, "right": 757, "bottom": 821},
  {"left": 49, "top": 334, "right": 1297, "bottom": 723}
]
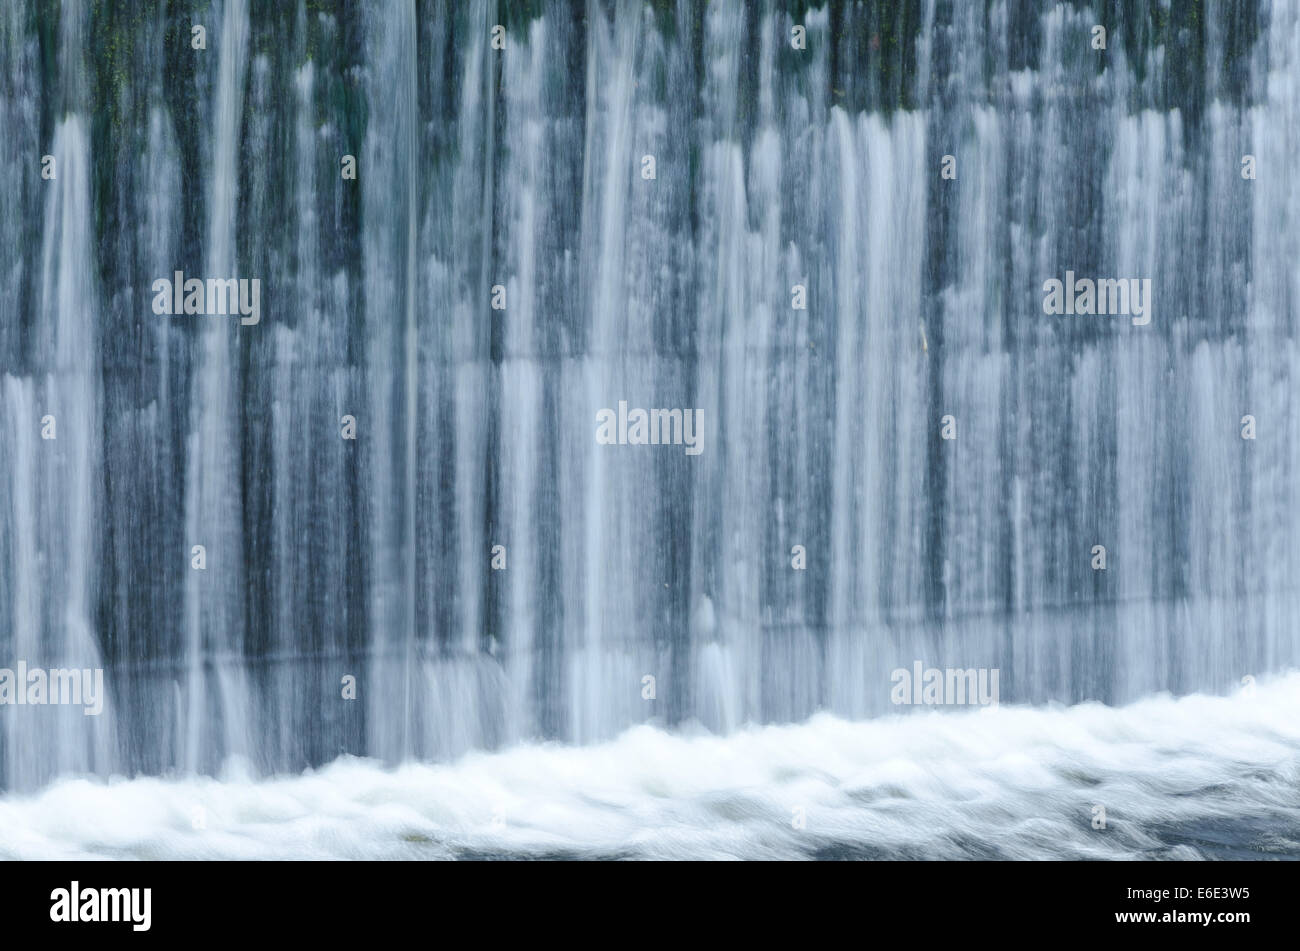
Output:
[
  {"left": 1, "top": 0, "right": 1299, "bottom": 857},
  {"left": 2, "top": 674, "right": 1297, "bottom": 860}
]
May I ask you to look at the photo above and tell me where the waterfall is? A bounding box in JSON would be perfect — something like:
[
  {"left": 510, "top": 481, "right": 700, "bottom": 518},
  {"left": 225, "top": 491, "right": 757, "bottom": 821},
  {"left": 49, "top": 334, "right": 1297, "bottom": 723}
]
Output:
[
  {"left": 1, "top": 0, "right": 114, "bottom": 791},
  {"left": 181, "top": 0, "right": 251, "bottom": 775},
  {"left": 1, "top": 0, "right": 1298, "bottom": 799}
]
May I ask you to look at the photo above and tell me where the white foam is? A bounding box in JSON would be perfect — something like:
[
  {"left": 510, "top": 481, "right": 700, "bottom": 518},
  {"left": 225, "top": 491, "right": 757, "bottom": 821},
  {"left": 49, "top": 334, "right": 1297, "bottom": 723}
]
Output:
[{"left": 2, "top": 674, "right": 1298, "bottom": 859}]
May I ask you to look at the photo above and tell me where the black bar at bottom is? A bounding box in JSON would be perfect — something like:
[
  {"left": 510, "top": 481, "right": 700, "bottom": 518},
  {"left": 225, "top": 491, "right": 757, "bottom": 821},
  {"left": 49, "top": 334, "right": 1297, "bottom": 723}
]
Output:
[{"left": 0, "top": 860, "right": 1283, "bottom": 939}]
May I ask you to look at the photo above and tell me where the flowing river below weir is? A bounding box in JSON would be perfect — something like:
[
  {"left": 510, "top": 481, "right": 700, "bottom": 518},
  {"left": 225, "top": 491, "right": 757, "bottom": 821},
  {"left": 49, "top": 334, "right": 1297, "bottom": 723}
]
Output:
[{"left": 3, "top": 674, "right": 1299, "bottom": 860}]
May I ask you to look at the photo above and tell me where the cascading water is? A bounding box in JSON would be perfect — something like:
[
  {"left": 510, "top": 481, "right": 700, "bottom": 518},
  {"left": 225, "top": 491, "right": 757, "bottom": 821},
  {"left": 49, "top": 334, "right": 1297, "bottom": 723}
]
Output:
[
  {"left": 1, "top": 0, "right": 113, "bottom": 794},
  {"left": 180, "top": 0, "right": 251, "bottom": 777},
  {"left": 1, "top": 0, "right": 1298, "bottom": 858}
]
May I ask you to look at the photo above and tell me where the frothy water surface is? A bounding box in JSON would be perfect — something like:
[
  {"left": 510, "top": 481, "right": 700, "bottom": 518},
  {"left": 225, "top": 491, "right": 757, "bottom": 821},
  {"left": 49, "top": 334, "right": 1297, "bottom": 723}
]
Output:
[{"left": 4, "top": 674, "right": 1297, "bottom": 861}]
